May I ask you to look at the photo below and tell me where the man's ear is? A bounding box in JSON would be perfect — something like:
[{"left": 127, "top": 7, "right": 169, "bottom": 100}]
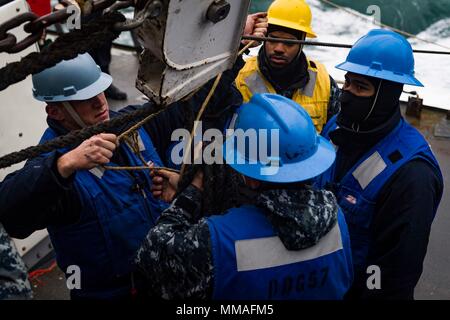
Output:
[{"left": 46, "top": 103, "right": 64, "bottom": 121}]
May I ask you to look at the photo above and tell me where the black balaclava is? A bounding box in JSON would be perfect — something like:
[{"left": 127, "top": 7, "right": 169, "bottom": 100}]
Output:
[
  {"left": 337, "top": 76, "right": 404, "bottom": 132},
  {"left": 331, "top": 75, "right": 404, "bottom": 150},
  {"left": 258, "top": 24, "right": 309, "bottom": 96},
  {"left": 329, "top": 77, "right": 404, "bottom": 181}
]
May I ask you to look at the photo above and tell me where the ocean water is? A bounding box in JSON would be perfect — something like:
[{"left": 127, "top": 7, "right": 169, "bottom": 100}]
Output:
[
  {"left": 113, "top": 1, "right": 450, "bottom": 109},
  {"left": 249, "top": 0, "right": 450, "bottom": 110},
  {"left": 318, "top": 0, "right": 450, "bottom": 35},
  {"left": 250, "top": 0, "right": 450, "bottom": 35}
]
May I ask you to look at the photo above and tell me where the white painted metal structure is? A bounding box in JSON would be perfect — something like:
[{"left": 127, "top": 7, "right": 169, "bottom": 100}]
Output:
[
  {"left": 0, "top": 0, "right": 52, "bottom": 269},
  {"left": 136, "top": 0, "right": 251, "bottom": 105}
]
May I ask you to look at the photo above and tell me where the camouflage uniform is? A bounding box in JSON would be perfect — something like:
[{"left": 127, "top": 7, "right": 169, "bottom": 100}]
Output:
[
  {"left": 0, "top": 223, "right": 32, "bottom": 300},
  {"left": 135, "top": 184, "right": 338, "bottom": 299}
]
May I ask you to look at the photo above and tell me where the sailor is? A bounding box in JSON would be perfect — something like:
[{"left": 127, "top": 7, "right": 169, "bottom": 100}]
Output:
[
  {"left": 317, "top": 29, "right": 444, "bottom": 299},
  {"left": 136, "top": 94, "right": 353, "bottom": 300},
  {"left": 235, "top": 0, "right": 341, "bottom": 132},
  {"left": 0, "top": 223, "right": 32, "bottom": 300},
  {"left": 0, "top": 51, "right": 245, "bottom": 299}
]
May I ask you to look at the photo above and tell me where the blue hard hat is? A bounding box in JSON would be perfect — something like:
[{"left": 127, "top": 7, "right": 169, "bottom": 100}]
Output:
[
  {"left": 336, "top": 29, "right": 423, "bottom": 87},
  {"left": 32, "top": 53, "right": 112, "bottom": 102},
  {"left": 223, "top": 94, "right": 336, "bottom": 183}
]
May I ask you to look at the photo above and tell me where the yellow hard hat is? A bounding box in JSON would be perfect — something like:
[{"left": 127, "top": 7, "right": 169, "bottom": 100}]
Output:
[{"left": 267, "top": 0, "right": 317, "bottom": 38}]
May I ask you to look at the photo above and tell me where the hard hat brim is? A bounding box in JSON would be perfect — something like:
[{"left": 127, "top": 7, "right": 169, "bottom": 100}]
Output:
[
  {"left": 268, "top": 17, "right": 317, "bottom": 38},
  {"left": 336, "top": 61, "right": 424, "bottom": 87},
  {"left": 223, "top": 135, "right": 336, "bottom": 183},
  {"left": 34, "top": 72, "right": 113, "bottom": 102}
]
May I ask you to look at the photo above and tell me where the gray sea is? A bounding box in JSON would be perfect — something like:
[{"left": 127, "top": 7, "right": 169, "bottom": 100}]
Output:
[
  {"left": 248, "top": 0, "right": 450, "bottom": 110},
  {"left": 113, "top": 0, "right": 450, "bottom": 109}
]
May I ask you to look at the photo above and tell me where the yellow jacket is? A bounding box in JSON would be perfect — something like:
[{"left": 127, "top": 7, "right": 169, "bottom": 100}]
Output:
[{"left": 235, "top": 56, "right": 331, "bottom": 132}]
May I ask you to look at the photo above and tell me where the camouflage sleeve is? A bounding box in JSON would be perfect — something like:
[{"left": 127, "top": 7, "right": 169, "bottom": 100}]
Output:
[
  {"left": 327, "top": 76, "right": 341, "bottom": 123},
  {"left": 257, "top": 188, "right": 338, "bottom": 251},
  {"left": 135, "top": 185, "right": 213, "bottom": 299},
  {"left": 0, "top": 223, "right": 32, "bottom": 300}
]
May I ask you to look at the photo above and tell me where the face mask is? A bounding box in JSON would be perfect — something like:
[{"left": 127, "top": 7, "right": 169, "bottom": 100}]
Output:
[
  {"left": 338, "top": 81, "right": 382, "bottom": 130},
  {"left": 339, "top": 90, "right": 375, "bottom": 124}
]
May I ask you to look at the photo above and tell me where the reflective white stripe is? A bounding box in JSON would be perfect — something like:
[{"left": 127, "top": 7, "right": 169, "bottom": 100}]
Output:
[
  {"left": 352, "top": 151, "right": 387, "bottom": 189},
  {"left": 89, "top": 166, "right": 105, "bottom": 179},
  {"left": 301, "top": 69, "right": 317, "bottom": 97},
  {"left": 137, "top": 133, "right": 146, "bottom": 152},
  {"left": 246, "top": 72, "right": 269, "bottom": 94},
  {"left": 235, "top": 222, "right": 342, "bottom": 272},
  {"left": 246, "top": 70, "right": 317, "bottom": 98}
]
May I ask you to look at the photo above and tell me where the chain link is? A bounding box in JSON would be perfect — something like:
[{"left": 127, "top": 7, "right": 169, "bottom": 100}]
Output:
[
  {"left": 0, "top": 33, "right": 16, "bottom": 52},
  {"left": 23, "top": 9, "right": 72, "bottom": 34},
  {"left": 104, "top": 0, "right": 135, "bottom": 14},
  {"left": 113, "top": 0, "right": 162, "bottom": 32},
  {"left": 0, "top": 0, "right": 141, "bottom": 54},
  {"left": 0, "top": 12, "right": 43, "bottom": 53}
]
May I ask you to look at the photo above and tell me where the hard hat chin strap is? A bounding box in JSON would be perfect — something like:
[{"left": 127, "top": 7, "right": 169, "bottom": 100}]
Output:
[
  {"left": 362, "top": 80, "right": 382, "bottom": 123},
  {"left": 347, "top": 80, "right": 383, "bottom": 133},
  {"left": 62, "top": 102, "right": 88, "bottom": 129}
]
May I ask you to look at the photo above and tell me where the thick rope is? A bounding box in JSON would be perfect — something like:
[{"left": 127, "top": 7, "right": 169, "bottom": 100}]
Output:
[
  {"left": 0, "top": 12, "right": 125, "bottom": 92},
  {"left": 117, "top": 107, "right": 167, "bottom": 142},
  {"left": 101, "top": 104, "right": 175, "bottom": 173},
  {"left": 179, "top": 73, "right": 223, "bottom": 178},
  {"left": 172, "top": 42, "right": 258, "bottom": 215},
  {"left": 0, "top": 103, "right": 164, "bottom": 169},
  {"left": 0, "top": 40, "right": 254, "bottom": 172},
  {"left": 178, "top": 41, "right": 255, "bottom": 178}
]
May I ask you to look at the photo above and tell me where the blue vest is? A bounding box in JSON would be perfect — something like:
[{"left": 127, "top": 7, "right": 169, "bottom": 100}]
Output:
[
  {"left": 318, "top": 116, "right": 443, "bottom": 273},
  {"left": 166, "top": 141, "right": 182, "bottom": 170},
  {"left": 40, "top": 127, "right": 168, "bottom": 299},
  {"left": 207, "top": 205, "right": 353, "bottom": 300}
]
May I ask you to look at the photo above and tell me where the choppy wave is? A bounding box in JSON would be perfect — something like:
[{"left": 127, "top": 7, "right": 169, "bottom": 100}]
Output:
[
  {"left": 249, "top": 0, "right": 450, "bottom": 110},
  {"left": 115, "top": 0, "right": 450, "bottom": 109},
  {"left": 250, "top": 0, "right": 450, "bottom": 35},
  {"left": 328, "top": 0, "right": 450, "bottom": 35},
  {"left": 410, "top": 19, "right": 450, "bottom": 109}
]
